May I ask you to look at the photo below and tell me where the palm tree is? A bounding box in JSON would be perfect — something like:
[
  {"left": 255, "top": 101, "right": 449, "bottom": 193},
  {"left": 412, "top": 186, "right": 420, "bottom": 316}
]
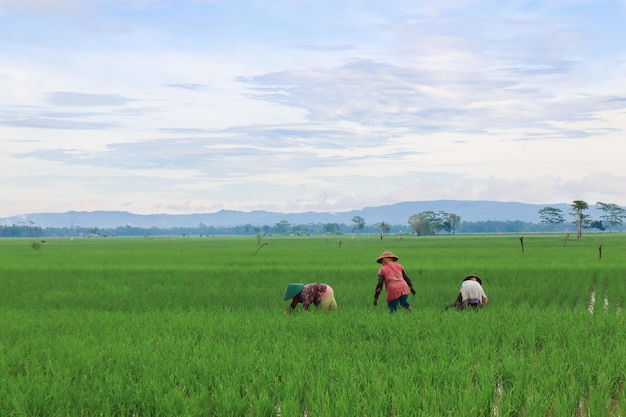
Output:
[
  {"left": 377, "top": 221, "right": 390, "bottom": 235},
  {"left": 571, "top": 200, "right": 588, "bottom": 238},
  {"left": 351, "top": 216, "right": 365, "bottom": 233}
]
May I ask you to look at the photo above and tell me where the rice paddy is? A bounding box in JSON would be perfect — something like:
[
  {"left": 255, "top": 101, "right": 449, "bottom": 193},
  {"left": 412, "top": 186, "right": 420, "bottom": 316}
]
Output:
[{"left": 1, "top": 233, "right": 625, "bottom": 416}]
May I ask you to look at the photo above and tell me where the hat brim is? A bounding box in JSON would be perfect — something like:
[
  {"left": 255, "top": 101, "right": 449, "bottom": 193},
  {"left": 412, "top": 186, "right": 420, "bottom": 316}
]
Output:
[
  {"left": 283, "top": 283, "right": 305, "bottom": 300},
  {"left": 376, "top": 250, "right": 399, "bottom": 263}
]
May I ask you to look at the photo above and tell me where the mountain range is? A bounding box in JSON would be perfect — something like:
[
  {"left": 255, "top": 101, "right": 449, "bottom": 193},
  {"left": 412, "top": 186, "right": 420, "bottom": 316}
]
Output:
[{"left": 0, "top": 200, "right": 605, "bottom": 229}]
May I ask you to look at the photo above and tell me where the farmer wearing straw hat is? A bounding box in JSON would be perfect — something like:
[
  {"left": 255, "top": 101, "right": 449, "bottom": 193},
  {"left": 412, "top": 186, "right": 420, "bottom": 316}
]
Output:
[
  {"left": 374, "top": 250, "right": 416, "bottom": 312},
  {"left": 284, "top": 283, "right": 338, "bottom": 313},
  {"left": 453, "top": 275, "right": 488, "bottom": 309}
]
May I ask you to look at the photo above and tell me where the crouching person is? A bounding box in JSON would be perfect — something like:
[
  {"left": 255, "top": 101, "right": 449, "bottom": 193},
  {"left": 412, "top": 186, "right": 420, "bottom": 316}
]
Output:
[
  {"left": 454, "top": 275, "right": 488, "bottom": 310},
  {"left": 284, "top": 283, "right": 338, "bottom": 313}
]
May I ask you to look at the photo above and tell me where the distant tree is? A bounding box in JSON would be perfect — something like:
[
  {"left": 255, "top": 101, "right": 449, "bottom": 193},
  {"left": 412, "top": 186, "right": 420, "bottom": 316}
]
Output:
[
  {"left": 458, "top": 220, "right": 529, "bottom": 234},
  {"left": 590, "top": 220, "right": 605, "bottom": 231},
  {"left": 242, "top": 224, "right": 256, "bottom": 234},
  {"left": 408, "top": 213, "right": 435, "bottom": 235},
  {"left": 570, "top": 200, "right": 589, "bottom": 238},
  {"left": 377, "top": 221, "right": 391, "bottom": 235},
  {"left": 596, "top": 202, "right": 626, "bottom": 233},
  {"left": 273, "top": 220, "right": 291, "bottom": 235},
  {"left": 441, "top": 213, "right": 462, "bottom": 234},
  {"left": 408, "top": 214, "right": 422, "bottom": 235},
  {"left": 0, "top": 224, "right": 43, "bottom": 238},
  {"left": 351, "top": 216, "right": 365, "bottom": 233},
  {"left": 422, "top": 211, "right": 442, "bottom": 232},
  {"left": 323, "top": 222, "right": 341, "bottom": 235},
  {"left": 538, "top": 207, "right": 565, "bottom": 231},
  {"left": 409, "top": 210, "right": 448, "bottom": 234}
]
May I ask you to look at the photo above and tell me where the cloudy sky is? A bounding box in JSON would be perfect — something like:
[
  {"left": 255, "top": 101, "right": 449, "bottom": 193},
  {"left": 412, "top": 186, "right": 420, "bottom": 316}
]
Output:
[{"left": 1, "top": 0, "right": 625, "bottom": 217}]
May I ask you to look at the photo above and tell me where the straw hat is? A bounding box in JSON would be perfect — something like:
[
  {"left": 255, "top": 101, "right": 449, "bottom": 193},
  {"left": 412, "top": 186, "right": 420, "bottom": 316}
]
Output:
[
  {"left": 283, "top": 283, "right": 305, "bottom": 300},
  {"left": 463, "top": 275, "right": 483, "bottom": 286},
  {"left": 376, "top": 250, "right": 399, "bottom": 264}
]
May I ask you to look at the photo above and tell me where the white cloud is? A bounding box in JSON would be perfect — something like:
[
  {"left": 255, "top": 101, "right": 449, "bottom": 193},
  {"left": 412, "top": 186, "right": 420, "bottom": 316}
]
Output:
[{"left": 1, "top": 0, "right": 626, "bottom": 217}]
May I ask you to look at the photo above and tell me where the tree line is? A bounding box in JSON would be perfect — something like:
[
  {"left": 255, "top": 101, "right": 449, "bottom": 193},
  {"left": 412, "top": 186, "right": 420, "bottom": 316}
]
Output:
[
  {"left": 538, "top": 201, "right": 626, "bottom": 237},
  {"left": 348, "top": 200, "right": 625, "bottom": 236},
  {"left": 1, "top": 200, "right": 624, "bottom": 238}
]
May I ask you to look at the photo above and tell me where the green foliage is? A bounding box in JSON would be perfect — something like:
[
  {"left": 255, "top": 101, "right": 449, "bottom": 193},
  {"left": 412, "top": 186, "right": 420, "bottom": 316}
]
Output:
[
  {"left": 571, "top": 200, "right": 590, "bottom": 238},
  {"left": 597, "top": 201, "right": 626, "bottom": 232},
  {"left": 377, "top": 220, "right": 391, "bottom": 234},
  {"left": 408, "top": 210, "right": 462, "bottom": 235},
  {"left": 538, "top": 206, "right": 565, "bottom": 229},
  {"left": 1, "top": 234, "right": 625, "bottom": 416},
  {"left": 351, "top": 216, "right": 365, "bottom": 232},
  {"left": 0, "top": 224, "right": 44, "bottom": 237}
]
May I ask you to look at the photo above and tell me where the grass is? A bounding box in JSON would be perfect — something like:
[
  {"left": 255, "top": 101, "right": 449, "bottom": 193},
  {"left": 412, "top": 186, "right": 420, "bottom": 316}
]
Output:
[{"left": 1, "top": 233, "right": 625, "bottom": 416}]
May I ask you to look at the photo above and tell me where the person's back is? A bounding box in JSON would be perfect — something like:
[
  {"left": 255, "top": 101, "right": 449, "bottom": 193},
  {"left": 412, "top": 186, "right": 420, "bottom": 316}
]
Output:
[
  {"left": 459, "top": 279, "right": 487, "bottom": 307},
  {"left": 378, "top": 261, "right": 408, "bottom": 301}
]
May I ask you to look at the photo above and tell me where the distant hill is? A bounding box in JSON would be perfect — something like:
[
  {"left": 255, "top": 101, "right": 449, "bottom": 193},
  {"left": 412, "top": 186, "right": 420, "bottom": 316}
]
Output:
[{"left": 0, "top": 200, "right": 605, "bottom": 229}]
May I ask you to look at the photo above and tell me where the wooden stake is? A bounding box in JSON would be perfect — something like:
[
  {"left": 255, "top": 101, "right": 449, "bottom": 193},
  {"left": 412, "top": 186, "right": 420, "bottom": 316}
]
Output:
[{"left": 253, "top": 242, "right": 269, "bottom": 255}]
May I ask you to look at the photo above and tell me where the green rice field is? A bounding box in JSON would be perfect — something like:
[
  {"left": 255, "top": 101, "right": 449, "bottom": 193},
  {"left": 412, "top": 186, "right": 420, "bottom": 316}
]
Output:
[{"left": 1, "top": 233, "right": 625, "bottom": 416}]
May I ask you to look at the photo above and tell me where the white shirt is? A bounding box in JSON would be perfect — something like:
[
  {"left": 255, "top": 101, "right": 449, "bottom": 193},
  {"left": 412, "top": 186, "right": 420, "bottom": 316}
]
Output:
[{"left": 460, "top": 280, "right": 487, "bottom": 305}]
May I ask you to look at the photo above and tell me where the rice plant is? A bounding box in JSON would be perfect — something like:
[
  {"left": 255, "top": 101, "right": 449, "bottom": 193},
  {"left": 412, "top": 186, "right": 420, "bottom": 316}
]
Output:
[{"left": 0, "top": 233, "right": 625, "bottom": 416}]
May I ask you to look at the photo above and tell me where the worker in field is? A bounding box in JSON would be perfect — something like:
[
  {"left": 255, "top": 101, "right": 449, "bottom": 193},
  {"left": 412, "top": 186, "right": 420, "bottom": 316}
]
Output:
[
  {"left": 284, "top": 283, "right": 338, "bottom": 313},
  {"left": 374, "top": 250, "right": 416, "bottom": 312},
  {"left": 453, "top": 275, "right": 488, "bottom": 309}
]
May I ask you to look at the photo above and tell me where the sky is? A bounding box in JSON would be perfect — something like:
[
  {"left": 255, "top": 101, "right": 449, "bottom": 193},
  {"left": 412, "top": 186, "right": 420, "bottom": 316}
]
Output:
[{"left": 1, "top": 0, "right": 625, "bottom": 217}]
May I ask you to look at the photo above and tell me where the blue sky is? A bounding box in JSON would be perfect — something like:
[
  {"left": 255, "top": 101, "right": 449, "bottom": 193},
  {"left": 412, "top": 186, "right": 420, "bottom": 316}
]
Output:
[{"left": 1, "top": 0, "right": 625, "bottom": 217}]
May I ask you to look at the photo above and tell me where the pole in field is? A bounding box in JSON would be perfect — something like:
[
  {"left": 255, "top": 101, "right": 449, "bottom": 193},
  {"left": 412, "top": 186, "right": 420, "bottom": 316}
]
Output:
[
  {"left": 253, "top": 242, "right": 269, "bottom": 255},
  {"left": 519, "top": 235, "right": 524, "bottom": 254},
  {"left": 599, "top": 244, "right": 602, "bottom": 260}
]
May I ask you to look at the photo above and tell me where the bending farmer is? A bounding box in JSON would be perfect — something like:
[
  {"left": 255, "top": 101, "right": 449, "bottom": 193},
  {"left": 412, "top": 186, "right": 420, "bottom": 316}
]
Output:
[
  {"left": 374, "top": 250, "right": 416, "bottom": 312},
  {"left": 454, "top": 275, "right": 488, "bottom": 309},
  {"left": 284, "top": 283, "right": 338, "bottom": 313}
]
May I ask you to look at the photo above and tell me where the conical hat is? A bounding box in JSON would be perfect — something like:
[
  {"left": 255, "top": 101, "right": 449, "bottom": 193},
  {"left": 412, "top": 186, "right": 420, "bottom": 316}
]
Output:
[
  {"left": 283, "top": 283, "right": 305, "bottom": 300},
  {"left": 376, "top": 250, "right": 399, "bottom": 263}
]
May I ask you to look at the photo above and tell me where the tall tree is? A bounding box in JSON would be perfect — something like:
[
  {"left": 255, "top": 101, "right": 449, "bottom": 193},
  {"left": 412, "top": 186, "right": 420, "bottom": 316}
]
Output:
[
  {"left": 408, "top": 212, "right": 436, "bottom": 235},
  {"left": 408, "top": 214, "right": 426, "bottom": 235},
  {"left": 273, "top": 220, "right": 291, "bottom": 235},
  {"left": 323, "top": 223, "right": 341, "bottom": 235},
  {"left": 538, "top": 207, "right": 565, "bottom": 231},
  {"left": 443, "top": 213, "right": 462, "bottom": 234},
  {"left": 423, "top": 210, "right": 443, "bottom": 233},
  {"left": 377, "top": 221, "right": 391, "bottom": 235},
  {"left": 351, "top": 216, "right": 365, "bottom": 233},
  {"left": 596, "top": 202, "right": 626, "bottom": 233},
  {"left": 570, "top": 200, "right": 589, "bottom": 238}
]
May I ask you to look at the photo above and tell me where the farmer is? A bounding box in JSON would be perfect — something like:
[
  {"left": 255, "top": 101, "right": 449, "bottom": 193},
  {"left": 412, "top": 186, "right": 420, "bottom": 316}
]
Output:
[
  {"left": 374, "top": 250, "right": 416, "bottom": 312},
  {"left": 453, "top": 275, "right": 488, "bottom": 309},
  {"left": 284, "top": 283, "right": 338, "bottom": 313}
]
